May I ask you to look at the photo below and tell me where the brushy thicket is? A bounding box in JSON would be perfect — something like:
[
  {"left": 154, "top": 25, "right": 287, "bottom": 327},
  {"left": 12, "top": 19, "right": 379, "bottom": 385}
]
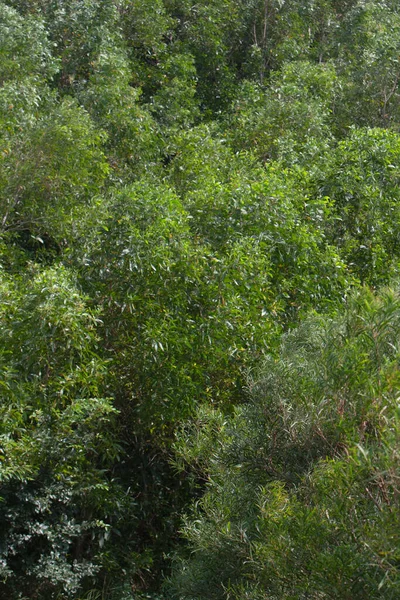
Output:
[
  {"left": 173, "top": 287, "right": 400, "bottom": 599},
  {"left": 1, "top": 0, "right": 400, "bottom": 598}
]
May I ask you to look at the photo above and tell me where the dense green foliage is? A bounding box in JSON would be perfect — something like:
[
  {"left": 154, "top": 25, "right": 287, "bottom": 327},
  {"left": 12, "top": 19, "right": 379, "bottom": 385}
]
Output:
[
  {"left": 1, "top": 0, "right": 400, "bottom": 598},
  {"left": 172, "top": 287, "right": 400, "bottom": 599}
]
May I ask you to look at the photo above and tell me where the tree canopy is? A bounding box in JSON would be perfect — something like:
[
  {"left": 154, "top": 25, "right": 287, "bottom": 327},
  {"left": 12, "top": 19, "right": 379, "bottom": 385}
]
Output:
[{"left": 1, "top": 0, "right": 400, "bottom": 598}]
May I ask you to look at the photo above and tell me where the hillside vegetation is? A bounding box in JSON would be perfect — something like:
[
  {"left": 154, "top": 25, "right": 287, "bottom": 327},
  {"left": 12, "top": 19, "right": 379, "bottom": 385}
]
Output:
[{"left": 1, "top": 1, "right": 400, "bottom": 598}]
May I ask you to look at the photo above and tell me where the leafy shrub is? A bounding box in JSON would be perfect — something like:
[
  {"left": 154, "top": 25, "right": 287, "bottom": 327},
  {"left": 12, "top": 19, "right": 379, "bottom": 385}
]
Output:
[{"left": 171, "top": 285, "right": 400, "bottom": 599}]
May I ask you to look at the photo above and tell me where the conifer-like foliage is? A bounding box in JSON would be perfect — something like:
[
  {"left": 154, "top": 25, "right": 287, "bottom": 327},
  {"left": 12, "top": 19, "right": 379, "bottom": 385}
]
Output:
[
  {"left": 1, "top": 0, "right": 400, "bottom": 598},
  {"left": 172, "top": 286, "right": 400, "bottom": 599}
]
